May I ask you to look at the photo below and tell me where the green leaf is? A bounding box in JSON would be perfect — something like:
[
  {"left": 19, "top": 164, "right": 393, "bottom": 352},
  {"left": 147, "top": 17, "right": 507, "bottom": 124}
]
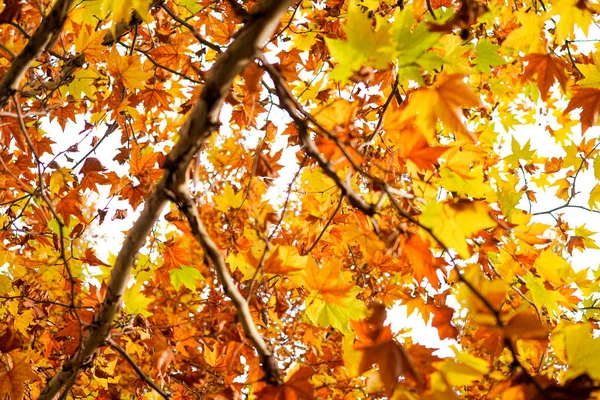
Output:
[
  {"left": 472, "top": 39, "right": 505, "bottom": 74},
  {"left": 305, "top": 287, "right": 366, "bottom": 334},
  {"left": 326, "top": 0, "right": 392, "bottom": 82},
  {"left": 390, "top": 6, "right": 442, "bottom": 84},
  {"left": 170, "top": 266, "right": 204, "bottom": 291}
]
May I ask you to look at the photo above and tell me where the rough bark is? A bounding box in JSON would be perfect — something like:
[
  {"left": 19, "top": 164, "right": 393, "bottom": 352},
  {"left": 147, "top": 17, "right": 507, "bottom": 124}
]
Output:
[
  {"left": 0, "top": 0, "right": 75, "bottom": 108},
  {"left": 38, "top": 1, "right": 293, "bottom": 398}
]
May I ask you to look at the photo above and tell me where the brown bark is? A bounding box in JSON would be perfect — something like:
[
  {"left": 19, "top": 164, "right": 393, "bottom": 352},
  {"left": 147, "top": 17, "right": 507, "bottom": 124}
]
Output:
[{"left": 38, "top": 1, "right": 293, "bottom": 398}]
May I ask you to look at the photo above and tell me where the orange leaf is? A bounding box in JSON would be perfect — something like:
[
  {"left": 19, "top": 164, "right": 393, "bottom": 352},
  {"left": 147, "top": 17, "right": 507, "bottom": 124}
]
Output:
[
  {"left": 403, "top": 235, "right": 441, "bottom": 289},
  {"left": 430, "top": 305, "right": 458, "bottom": 340},
  {"left": 303, "top": 260, "right": 355, "bottom": 305},
  {"left": 403, "top": 74, "right": 482, "bottom": 141},
  {"left": 256, "top": 367, "right": 315, "bottom": 400},
  {"left": 522, "top": 53, "right": 569, "bottom": 100},
  {"left": 0, "top": 356, "right": 38, "bottom": 400},
  {"left": 394, "top": 123, "right": 449, "bottom": 171},
  {"left": 351, "top": 305, "right": 416, "bottom": 395},
  {"left": 503, "top": 312, "right": 550, "bottom": 340},
  {"left": 564, "top": 87, "right": 600, "bottom": 133},
  {"left": 56, "top": 189, "right": 86, "bottom": 226}
]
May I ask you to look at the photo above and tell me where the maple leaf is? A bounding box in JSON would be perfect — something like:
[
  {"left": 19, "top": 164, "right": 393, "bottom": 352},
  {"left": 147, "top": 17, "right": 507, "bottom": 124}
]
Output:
[
  {"left": 522, "top": 53, "right": 570, "bottom": 101},
  {"left": 262, "top": 246, "right": 307, "bottom": 275},
  {"left": 402, "top": 235, "right": 441, "bottom": 288},
  {"left": 420, "top": 200, "right": 496, "bottom": 258},
  {"left": 401, "top": 74, "right": 482, "bottom": 141},
  {"left": 256, "top": 366, "right": 315, "bottom": 400},
  {"left": 143, "top": 334, "right": 175, "bottom": 378},
  {"left": 472, "top": 39, "right": 505, "bottom": 74},
  {"left": 351, "top": 305, "right": 417, "bottom": 395},
  {"left": 430, "top": 305, "right": 459, "bottom": 340},
  {"left": 0, "top": 356, "right": 38, "bottom": 400},
  {"left": 106, "top": 49, "right": 152, "bottom": 91},
  {"left": 56, "top": 189, "right": 86, "bottom": 226},
  {"left": 391, "top": 122, "right": 449, "bottom": 171},
  {"left": 325, "top": 0, "right": 392, "bottom": 82},
  {"left": 169, "top": 266, "right": 204, "bottom": 291},
  {"left": 565, "top": 87, "right": 600, "bottom": 133},
  {"left": 101, "top": 0, "right": 151, "bottom": 26}
]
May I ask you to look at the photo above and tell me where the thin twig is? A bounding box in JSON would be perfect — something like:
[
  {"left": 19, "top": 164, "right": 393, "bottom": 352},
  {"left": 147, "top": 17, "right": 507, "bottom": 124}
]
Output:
[
  {"left": 107, "top": 339, "right": 172, "bottom": 399},
  {"left": 302, "top": 195, "right": 343, "bottom": 255}
]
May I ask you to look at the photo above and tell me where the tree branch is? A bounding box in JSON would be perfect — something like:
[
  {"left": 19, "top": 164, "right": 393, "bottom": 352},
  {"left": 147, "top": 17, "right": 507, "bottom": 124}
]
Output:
[
  {"left": 0, "top": 0, "right": 76, "bottom": 108},
  {"left": 165, "top": 183, "right": 282, "bottom": 384},
  {"left": 107, "top": 339, "right": 171, "bottom": 399},
  {"left": 38, "top": 1, "right": 294, "bottom": 398}
]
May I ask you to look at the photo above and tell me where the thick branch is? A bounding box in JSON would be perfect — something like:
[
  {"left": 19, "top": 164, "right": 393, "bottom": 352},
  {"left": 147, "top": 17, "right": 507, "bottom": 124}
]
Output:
[
  {"left": 38, "top": 1, "right": 293, "bottom": 398},
  {"left": 0, "top": 0, "right": 75, "bottom": 108}
]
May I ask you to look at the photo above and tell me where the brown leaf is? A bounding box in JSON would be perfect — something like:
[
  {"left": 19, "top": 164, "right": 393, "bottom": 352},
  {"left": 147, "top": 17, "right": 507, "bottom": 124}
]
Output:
[{"left": 0, "top": 327, "right": 24, "bottom": 353}]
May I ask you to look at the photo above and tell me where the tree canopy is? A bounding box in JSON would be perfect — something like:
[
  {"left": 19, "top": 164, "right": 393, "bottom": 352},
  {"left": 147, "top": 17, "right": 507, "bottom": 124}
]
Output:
[{"left": 2, "top": 0, "right": 600, "bottom": 398}]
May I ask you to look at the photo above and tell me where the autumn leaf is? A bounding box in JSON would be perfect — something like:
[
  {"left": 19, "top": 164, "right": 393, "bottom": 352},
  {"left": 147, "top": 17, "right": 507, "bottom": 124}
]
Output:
[
  {"left": 351, "top": 305, "right": 417, "bottom": 395},
  {"left": 401, "top": 74, "right": 482, "bottom": 141},
  {"left": 262, "top": 246, "right": 307, "bottom": 275},
  {"left": 325, "top": 0, "right": 392, "bottom": 82},
  {"left": 391, "top": 123, "right": 449, "bottom": 171},
  {"left": 106, "top": 48, "right": 153, "bottom": 91},
  {"left": 169, "top": 266, "right": 204, "bottom": 291},
  {"left": 0, "top": 356, "right": 38, "bottom": 400},
  {"left": 402, "top": 235, "right": 441, "bottom": 289},
  {"left": 522, "top": 53, "right": 570, "bottom": 101},
  {"left": 420, "top": 200, "right": 496, "bottom": 258},
  {"left": 256, "top": 366, "right": 315, "bottom": 400},
  {"left": 565, "top": 87, "right": 600, "bottom": 133}
]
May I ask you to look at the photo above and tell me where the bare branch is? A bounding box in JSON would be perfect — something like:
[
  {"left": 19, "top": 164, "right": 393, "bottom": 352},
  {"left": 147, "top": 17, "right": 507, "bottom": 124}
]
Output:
[{"left": 38, "top": 1, "right": 294, "bottom": 398}]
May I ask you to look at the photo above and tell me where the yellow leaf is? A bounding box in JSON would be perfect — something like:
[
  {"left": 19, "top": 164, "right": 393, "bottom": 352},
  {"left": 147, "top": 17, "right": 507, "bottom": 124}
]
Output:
[
  {"left": 502, "top": 10, "right": 545, "bottom": 53},
  {"left": 435, "top": 351, "right": 489, "bottom": 387},
  {"left": 14, "top": 309, "right": 34, "bottom": 336},
  {"left": 123, "top": 283, "right": 153, "bottom": 317},
  {"left": 523, "top": 272, "right": 562, "bottom": 320},
  {"left": 550, "top": 0, "right": 594, "bottom": 42},
  {"left": 214, "top": 184, "right": 244, "bottom": 212},
  {"left": 589, "top": 184, "right": 600, "bottom": 210},
  {"left": 534, "top": 250, "right": 574, "bottom": 286},
  {"left": 314, "top": 99, "right": 357, "bottom": 131},
  {"left": 420, "top": 200, "right": 496, "bottom": 258},
  {"left": 552, "top": 323, "right": 600, "bottom": 381},
  {"left": 101, "top": 0, "right": 151, "bottom": 26}
]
